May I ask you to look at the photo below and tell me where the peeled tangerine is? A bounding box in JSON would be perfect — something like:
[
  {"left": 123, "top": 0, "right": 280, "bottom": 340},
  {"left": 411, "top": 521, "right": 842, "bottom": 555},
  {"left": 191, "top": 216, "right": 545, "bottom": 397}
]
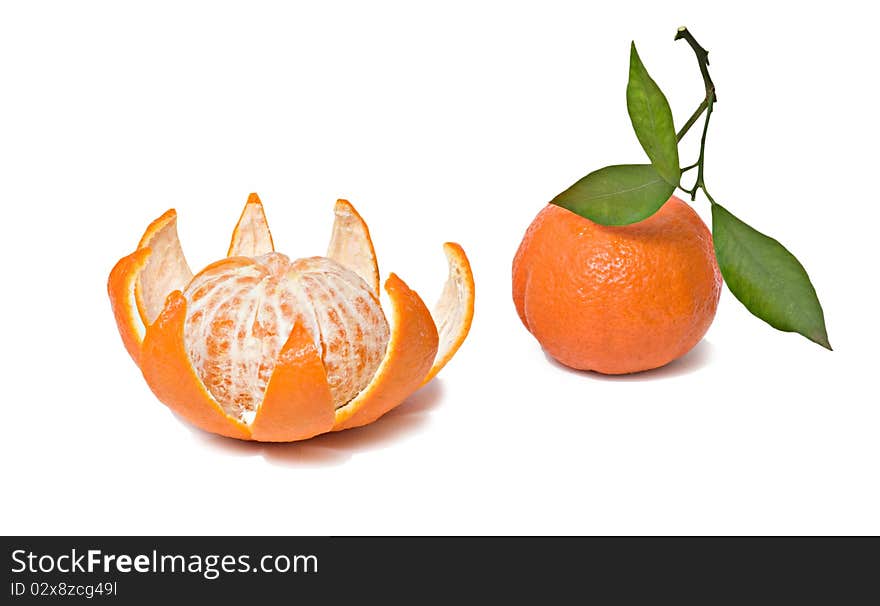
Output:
[{"left": 108, "top": 194, "right": 474, "bottom": 441}]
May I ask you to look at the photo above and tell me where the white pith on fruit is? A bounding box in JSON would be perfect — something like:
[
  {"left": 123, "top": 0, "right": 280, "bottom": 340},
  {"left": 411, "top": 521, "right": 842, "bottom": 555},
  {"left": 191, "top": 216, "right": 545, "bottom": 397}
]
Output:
[{"left": 182, "top": 252, "right": 390, "bottom": 424}]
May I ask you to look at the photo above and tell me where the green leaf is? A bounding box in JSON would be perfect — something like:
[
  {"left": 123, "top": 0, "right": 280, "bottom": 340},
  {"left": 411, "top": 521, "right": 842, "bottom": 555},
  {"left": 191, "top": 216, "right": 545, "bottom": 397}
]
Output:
[
  {"left": 711, "top": 203, "right": 831, "bottom": 349},
  {"left": 627, "top": 42, "right": 680, "bottom": 186},
  {"left": 551, "top": 164, "right": 675, "bottom": 226}
]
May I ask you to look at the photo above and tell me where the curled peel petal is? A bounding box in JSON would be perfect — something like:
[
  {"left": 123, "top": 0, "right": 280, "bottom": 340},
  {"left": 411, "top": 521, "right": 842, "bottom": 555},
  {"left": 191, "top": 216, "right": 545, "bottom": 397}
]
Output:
[
  {"left": 423, "top": 242, "right": 475, "bottom": 384},
  {"left": 107, "top": 248, "right": 151, "bottom": 364},
  {"left": 333, "top": 273, "right": 438, "bottom": 431},
  {"left": 228, "top": 193, "right": 275, "bottom": 258},
  {"left": 135, "top": 209, "right": 194, "bottom": 326},
  {"left": 140, "top": 291, "right": 252, "bottom": 440},
  {"left": 327, "top": 199, "right": 380, "bottom": 297},
  {"left": 250, "top": 323, "right": 336, "bottom": 442}
]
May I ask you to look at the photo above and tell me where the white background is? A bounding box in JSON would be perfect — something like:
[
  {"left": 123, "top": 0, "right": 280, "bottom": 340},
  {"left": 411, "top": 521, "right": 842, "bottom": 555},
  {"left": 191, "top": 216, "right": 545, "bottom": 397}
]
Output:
[{"left": 2, "top": 1, "right": 877, "bottom": 535}]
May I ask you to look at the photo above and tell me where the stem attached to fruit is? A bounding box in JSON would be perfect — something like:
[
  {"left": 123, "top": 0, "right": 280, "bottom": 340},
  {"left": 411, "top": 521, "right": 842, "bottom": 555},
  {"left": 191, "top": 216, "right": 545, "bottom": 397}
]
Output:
[{"left": 674, "top": 27, "right": 717, "bottom": 205}]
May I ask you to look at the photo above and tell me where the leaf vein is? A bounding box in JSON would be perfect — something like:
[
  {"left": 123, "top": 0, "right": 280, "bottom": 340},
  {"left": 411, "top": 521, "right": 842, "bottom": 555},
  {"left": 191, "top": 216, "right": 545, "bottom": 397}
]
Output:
[{"left": 584, "top": 178, "right": 664, "bottom": 201}]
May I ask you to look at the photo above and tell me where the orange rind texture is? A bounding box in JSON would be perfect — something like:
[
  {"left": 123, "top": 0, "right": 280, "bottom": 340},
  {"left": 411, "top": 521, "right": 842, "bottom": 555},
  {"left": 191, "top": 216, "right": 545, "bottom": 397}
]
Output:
[
  {"left": 107, "top": 209, "right": 193, "bottom": 364},
  {"left": 107, "top": 248, "right": 150, "bottom": 364},
  {"left": 228, "top": 193, "right": 274, "bottom": 258},
  {"left": 327, "top": 199, "right": 380, "bottom": 296},
  {"left": 135, "top": 209, "right": 193, "bottom": 325},
  {"left": 424, "top": 242, "right": 475, "bottom": 384},
  {"left": 141, "top": 291, "right": 252, "bottom": 440},
  {"left": 107, "top": 193, "right": 475, "bottom": 442},
  {"left": 250, "top": 322, "right": 336, "bottom": 442},
  {"left": 333, "top": 274, "right": 438, "bottom": 431}
]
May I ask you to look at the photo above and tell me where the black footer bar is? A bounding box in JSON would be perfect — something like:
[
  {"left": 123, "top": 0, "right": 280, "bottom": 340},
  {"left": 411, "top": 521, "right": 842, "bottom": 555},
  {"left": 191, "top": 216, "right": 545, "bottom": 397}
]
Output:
[{"left": 2, "top": 536, "right": 877, "bottom": 602}]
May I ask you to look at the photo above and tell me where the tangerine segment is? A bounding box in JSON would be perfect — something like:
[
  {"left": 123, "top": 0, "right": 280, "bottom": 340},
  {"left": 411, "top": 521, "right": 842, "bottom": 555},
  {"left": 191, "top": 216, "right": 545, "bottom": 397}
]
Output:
[
  {"left": 107, "top": 248, "right": 151, "bottom": 364},
  {"left": 182, "top": 253, "right": 389, "bottom": 424},
  {"left": 228, "top": 193, "right": 274, "bottom": 258},
  {"left": 333, "top": 273, "right": 439, "bottom": 432},
  {"left": 135, "top": 209, "right": 193, "bottom": 326},
  {"left": 423, "top": 242, "right": 475, "bottom": 384},
  {"left": 327, "top": 199, "right": 380, "bottom": 297},
  {"left": 140, "top": 290, "right": 252, "bottom": 440},
  {"left": 250, "top": 322, "right": 335, "bottom": 442}
]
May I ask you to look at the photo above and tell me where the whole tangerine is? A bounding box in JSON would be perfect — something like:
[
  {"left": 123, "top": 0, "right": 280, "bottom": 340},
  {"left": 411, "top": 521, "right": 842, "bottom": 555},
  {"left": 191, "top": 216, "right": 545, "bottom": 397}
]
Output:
[{"left": 512, "top": 196, "right": 722, "bottom": 374}]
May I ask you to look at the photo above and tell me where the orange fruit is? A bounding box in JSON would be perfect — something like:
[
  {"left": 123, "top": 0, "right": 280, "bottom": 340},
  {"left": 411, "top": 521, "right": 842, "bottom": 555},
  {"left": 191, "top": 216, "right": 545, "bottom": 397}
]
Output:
[
  {"left": 108, "top": 194, "right": 475, "bottom": 441},
  {"left": 512, "top": 196, "right": 721, "bottom": 374},
  {"left": 183, "top": 253, "right": 390, "bottom": 424}
]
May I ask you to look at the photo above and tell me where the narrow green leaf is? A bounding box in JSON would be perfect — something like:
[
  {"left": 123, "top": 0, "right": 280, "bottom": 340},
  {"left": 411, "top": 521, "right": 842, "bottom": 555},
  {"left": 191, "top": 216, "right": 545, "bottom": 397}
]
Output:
[
  {"left": 627, "top": 42, "right": 680, "bottom": 186},
  {"left": 551, "top": 164, "right": 675, "bottom": 226},
  {"left": 711, "top": 203, "right": 831, "bottom": 349}
]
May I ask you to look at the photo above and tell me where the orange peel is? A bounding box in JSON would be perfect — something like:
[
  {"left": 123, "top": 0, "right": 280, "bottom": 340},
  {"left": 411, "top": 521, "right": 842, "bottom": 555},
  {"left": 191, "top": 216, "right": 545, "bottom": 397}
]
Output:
[
  {"left": 107, "top": 194, "right": 475, "bottom": 442},
  {"left": 327, "top": 199, "right": 380, "bottom": 297},
  {"left": 228, "top": 192, "right": 274, "bottom": 257},
  {"left": 424, "top": 242, "right": 475, "bottom": 384}
]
